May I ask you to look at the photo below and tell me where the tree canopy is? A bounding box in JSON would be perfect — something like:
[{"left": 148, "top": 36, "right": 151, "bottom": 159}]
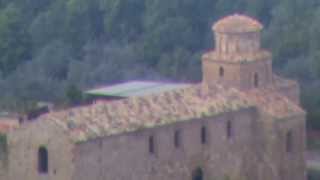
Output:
[{"left": 0, "top": 0, "right": 320, "bottom": 129}]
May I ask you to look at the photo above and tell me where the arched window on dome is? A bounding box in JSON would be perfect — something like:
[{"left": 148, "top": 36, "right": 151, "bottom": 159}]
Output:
[
  {"left": 219, "top": 67, "right": 224, "bottom": 78},
  {"left": 254, "top": 73, "right": 259, "bottom": 88}
]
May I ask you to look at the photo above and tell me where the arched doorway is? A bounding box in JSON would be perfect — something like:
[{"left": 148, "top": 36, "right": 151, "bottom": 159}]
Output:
[
  {"left": 38, "top": 146, "right": 48, "bottom": 174},
  {"left": 192, "top": 168, "right": 203, "bottom": 180}
]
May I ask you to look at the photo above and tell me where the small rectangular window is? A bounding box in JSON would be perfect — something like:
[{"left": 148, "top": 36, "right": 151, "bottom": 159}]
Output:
[
  {"left": 149, "top": 136, "right": 155, "bottom": 154},
  {"left": 201, "top": 126, "right": 207, "bottom": 144},
  {"left": 174, "top": 130, "right": 181, "bottom": 148}
]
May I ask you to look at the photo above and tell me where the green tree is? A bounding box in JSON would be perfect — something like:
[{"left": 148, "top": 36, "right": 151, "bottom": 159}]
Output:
[
  {"left": 101, "top": 0, "right": 145, "bottom": 41},
  {"left": 66, "top": 0, "right": 105, "bottom": 47},
  {"left": 0, "top": 4, "right": 31, "bottom": 75},
  {"left": 66, "top": 84, "right": 83, "bottom": 105},
  {"left": 28, "top": 1, "right": 68, "bottom": 49}
]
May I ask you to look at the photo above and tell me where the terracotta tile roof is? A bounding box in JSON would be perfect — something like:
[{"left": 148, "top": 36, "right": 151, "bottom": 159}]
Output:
[
  {"left": 213, "top": 14, "right": 263, "bottom": 33},
  {"left": 37, "top": 82, "right": 304, "bottom": 143},
  {"left": 0, "top": 119, "right": 19, "bottom": 134},
  {"left": 245, "top": 88, "right": 305, "bottom": 119},
  {"left": 39, "top": 84, "right": 253, "bottom": 143},
  {"left": 272, "top": 75, "right": 298, "bottom": 88}
]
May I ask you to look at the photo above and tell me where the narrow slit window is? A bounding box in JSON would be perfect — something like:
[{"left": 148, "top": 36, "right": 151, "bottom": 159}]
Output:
[
  {"left": 286, "top": 131, "right": 293, "bottom": 153},
  {"left": 201, "top": 126, "right": 207, "bottom": 144},
  {"left": 254, "top": 73, "right": 259, "bottom": 88},
  {"left": 174, "top": 130, "right": 181, "bottom": 148},
  {"left": 219, "top": 67, "right": 224, "bottom": 77},
  {"left": 38, "top": 146, "right": 48, "bottom": 174},
  {"left": 227, "top": 120, "right": 233, "bottom": 139},
  {"left": 149, "top": 135, "right": 155, "bottom": 154}
]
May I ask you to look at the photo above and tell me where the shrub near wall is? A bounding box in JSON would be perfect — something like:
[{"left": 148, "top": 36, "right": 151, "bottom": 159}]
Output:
[
  {"left": 0, "top": 134, "right": 7, "bottom": 157},
  {"left": 0, "top": 133, "right": 7, "bottom": 179},
  {"left": 308, "top": 169, "right": 320, "bottom": 180}
]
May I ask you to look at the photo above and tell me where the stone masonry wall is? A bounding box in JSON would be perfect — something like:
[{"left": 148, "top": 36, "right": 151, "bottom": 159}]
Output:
[
  {"left": 276, "top": 115, "right": 306, "bottom": 180},
  {"left": 202, "top": 60, "right": 242, "bottom": 88},
  {"left": 202, "top": 59, "right": 273, "bottom": 90},
  {"left": 253, "top": 111, "right": 306, "bottom": 180},
  {"left": 7, "top": 120, "right": 74, "bottom": 180},
  {"left": 275, "top": 80, "right": 301, "bottom": 105},
  {"left": 214, "top": 32, "right": 261, "bottom": 54},
  {"left": 239, "top": 59, "right": 273, "bottom": 89},
  {"left": 73, "top": 107, "right": 259, "bottom": 180}
]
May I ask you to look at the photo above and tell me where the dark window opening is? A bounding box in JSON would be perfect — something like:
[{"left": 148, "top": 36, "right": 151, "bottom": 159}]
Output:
[
  {"left": 149, "top": 136, "right": 155, "bottom": 154},
  {"left": 219, "top": 67, "right": 224, "bottom": 77},
  {"left": 201, "top": 126, "right": 207, "bottom": 144},
  {"left": 38, "top": 147, "right": 48, "bottom": 174},
  {"left": 286, "top": 131, "right": 293, "bottom": 153},
  {"left": 174, "top": 130, "right": 181, "bottom": 148},
  {"left": 227, "top": 120, "right": 233, "bottom": 139},
  {"left": 254, "top": 73, "right": 259, "bottom": 88},
  {"left": 18, "top": 117, "right": 24, "bottom": 124},
  {"left": 192, "top": 167, "right": 203, "bottom": 180}
]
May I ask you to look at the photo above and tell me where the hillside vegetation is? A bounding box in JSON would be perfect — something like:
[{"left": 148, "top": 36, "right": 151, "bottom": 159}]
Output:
[{"left": 0, "top": 0, "right": 320, "bottom": 128}]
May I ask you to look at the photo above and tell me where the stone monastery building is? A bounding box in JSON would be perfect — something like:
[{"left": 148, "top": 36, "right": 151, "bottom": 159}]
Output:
[{"left": 3, "top": 14, "right": 306, "bottom": 180}]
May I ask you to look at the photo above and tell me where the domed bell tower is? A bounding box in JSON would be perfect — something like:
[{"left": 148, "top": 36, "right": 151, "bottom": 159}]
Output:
[{"left": 202, "top": 14, "right": 273, "bottom": 90}]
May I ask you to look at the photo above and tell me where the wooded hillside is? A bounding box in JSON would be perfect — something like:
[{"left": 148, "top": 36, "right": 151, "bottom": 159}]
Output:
[{"left": 0, "top": 0, "right": 319, "bottom": 128}]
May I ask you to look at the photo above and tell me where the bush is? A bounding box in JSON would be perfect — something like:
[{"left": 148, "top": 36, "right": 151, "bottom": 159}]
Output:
[
  {"left": 308, "top": 169, "right": 320, "bottom": 180},
  {"left": 301, "top": 84, "right": 320, "bottom": 130}
]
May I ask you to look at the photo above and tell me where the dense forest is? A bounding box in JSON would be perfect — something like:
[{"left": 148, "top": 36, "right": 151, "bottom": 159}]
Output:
[{"left": 0, "top": 0, "right": 320, "bottom": 129}]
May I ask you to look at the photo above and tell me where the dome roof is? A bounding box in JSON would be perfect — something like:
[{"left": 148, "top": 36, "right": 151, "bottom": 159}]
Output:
[{"left": 213, "top": 14, "right": 263, "bottom": 33}]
